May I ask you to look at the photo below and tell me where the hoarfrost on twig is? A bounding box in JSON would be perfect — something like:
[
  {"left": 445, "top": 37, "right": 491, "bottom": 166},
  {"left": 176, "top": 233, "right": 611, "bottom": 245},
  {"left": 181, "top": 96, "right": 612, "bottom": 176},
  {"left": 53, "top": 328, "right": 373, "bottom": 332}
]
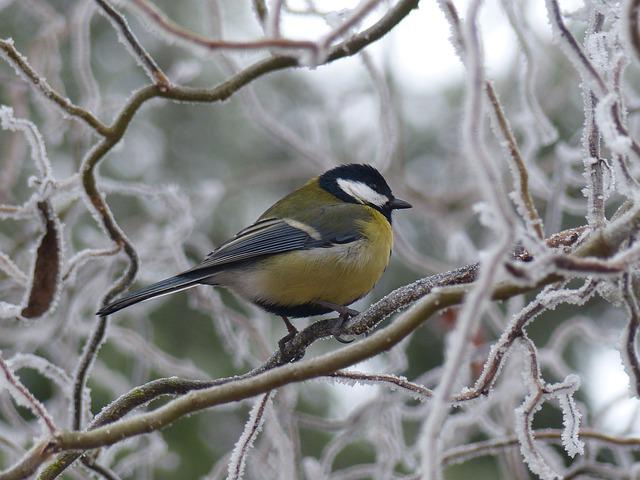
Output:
[{"left": 227, "top": 392, "right": 273, "bottom": 480}]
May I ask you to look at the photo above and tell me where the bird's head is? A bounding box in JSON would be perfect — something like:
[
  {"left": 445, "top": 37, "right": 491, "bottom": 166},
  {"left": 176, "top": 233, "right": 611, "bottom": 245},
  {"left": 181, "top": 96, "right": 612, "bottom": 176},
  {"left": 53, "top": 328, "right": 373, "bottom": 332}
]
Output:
[{"left": 319, "top": 164, "right": 412, "bottom": 220}]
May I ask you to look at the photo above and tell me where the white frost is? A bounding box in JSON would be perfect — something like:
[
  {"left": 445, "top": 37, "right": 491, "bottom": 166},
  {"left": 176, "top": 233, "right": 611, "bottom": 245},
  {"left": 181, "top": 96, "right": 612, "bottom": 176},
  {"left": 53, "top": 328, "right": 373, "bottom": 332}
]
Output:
[{"left": 226, "top": 392, "right": 272, "bottom": 480}]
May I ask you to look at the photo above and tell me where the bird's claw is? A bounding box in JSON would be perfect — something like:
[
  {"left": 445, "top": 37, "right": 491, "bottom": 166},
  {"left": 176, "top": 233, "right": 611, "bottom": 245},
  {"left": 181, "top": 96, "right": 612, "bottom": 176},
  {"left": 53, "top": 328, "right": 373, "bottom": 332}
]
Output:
[
  {"left": 344, "top": 307, "right": 359, "bottom": 317},
  {"left": 331, "top": 308, "right": 359, "bottom": 344},
  {"left": 278, "top": 331, "right": 296, "bottom": 350},
  {"left": 333, "top": 332, "right": 354, "bottom": 344}
]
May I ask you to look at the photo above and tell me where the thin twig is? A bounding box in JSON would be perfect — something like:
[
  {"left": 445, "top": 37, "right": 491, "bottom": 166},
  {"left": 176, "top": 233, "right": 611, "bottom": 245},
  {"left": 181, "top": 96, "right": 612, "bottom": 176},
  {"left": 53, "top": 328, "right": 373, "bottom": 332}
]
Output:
[
  {"left": 92, "top": 0, "right": 170, "bottom": 87},
  {"left": 486, "top": 83, "right": 545, "bottom": 239},
  {"left": 0, "top": 39, "right": 110, "bottom": 135},
  {"left": 320, "top": 0, "right": 383, "bottom": 49},
  {"left": 622, "top": 272, "right": 640, "bottom": 397},
  {"left": 0, "top": 354, "right": 58, "bottom": 435},
  {"left": 627, "top": 0, "right": 640, "bottom": 64},
  {"left": 442, "top": 428, "right": 640, "bottom": 466},
  {"left": 80, "top": 458, "right": 122, "bottom": 480},
  {"left": 329, "top": 371, "right": 433, "bottom": 399},
  {"left": 130, "top": 0, "right": 318, "bottom": 54},
  {"left": 545, "top": 0, "right": 607, "bottom": 95},
  {"left": 227, "top": 392, "right": 271, "bottom": 480},
  {"left": 437, "top": 0, "right": 544, "bottom": 240}
]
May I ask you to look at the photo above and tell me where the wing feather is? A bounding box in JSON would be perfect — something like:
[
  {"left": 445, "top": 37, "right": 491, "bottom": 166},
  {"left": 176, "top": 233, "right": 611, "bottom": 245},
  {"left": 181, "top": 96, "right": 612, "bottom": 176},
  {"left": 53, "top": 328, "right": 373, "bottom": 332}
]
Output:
[
  {"left": 189, "top": 219, "right": 325, "bottom": 271},
  {"left": 187, "top": 205, "right": 367, "bottom": 272}
]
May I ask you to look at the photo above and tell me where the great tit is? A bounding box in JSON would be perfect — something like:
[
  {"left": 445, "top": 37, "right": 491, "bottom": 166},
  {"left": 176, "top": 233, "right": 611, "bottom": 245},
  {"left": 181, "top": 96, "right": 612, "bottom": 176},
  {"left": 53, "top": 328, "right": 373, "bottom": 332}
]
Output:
[{"left": 97, "top": 164, "right": 411, "bottom": 340}]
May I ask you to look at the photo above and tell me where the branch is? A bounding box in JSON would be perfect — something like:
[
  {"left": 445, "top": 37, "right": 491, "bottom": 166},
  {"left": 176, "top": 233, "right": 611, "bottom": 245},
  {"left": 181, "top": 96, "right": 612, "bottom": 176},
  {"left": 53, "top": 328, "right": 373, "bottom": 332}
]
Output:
[
  {"left": 545, "top": 0, "right": 640, "bottom": 161},
  {"left": 621, "top": 272, "right": 640, "bottom": 397},
  {"left": 628, "top": 0, "right": 640, "bottom": 64},
  {"left": 422, "top": 1, "right": 518, "bottom": 476},
  {"left": 328, "top": 371, "right": 433, "bottom": 400},
  {"left": 486, "top": 82, "right": 545, "bottom": 239},
  {"left": 0, "top": 354, "right": 57, "bottom": 435},
  {"left": 442, "top": 428, "right": 640, "bottom": 466},
  {"left": 80, "top": 458, "right": 122, "bottom": 480},
  {"left": 437, "top": 0, "right": 544, "bottom": 240},
  {"left": 92, "top": 0, "right": 170, "bottom": 87},
  {"left": 545, "top": 0, "right": 607, "bottom": 95},
  {"left": 227, "top": 392, "right": 272, "bottom": 480},
  {"left": 129, "top": 0, "right": 385, "bottom": 65},
  {"left": 0, "top": 39, "right": 110, "bottom": 135},
  {"left": 130, "top": 0, "right": 318, "bottom": 53}
]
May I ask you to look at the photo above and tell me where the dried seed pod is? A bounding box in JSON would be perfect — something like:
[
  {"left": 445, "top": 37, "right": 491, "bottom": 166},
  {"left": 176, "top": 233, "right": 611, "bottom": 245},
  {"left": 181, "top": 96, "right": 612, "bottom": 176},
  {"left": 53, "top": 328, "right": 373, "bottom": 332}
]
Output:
[{"left": 21, "top": 201, "right": 62, "bottom": 319}]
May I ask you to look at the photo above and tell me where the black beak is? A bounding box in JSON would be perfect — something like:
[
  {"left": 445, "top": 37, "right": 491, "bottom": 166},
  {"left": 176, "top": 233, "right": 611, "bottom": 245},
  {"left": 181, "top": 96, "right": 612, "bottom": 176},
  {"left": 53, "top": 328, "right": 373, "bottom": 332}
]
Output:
[{"left": 389, "top": 198, "right": 412, "bottom": 210}]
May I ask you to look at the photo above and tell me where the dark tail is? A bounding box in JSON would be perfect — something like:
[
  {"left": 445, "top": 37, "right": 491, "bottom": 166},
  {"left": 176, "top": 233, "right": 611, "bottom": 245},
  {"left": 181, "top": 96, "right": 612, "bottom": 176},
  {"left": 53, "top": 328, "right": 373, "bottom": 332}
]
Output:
[{"left": 96, "top": 270, "right": 212, "bottom": 316}]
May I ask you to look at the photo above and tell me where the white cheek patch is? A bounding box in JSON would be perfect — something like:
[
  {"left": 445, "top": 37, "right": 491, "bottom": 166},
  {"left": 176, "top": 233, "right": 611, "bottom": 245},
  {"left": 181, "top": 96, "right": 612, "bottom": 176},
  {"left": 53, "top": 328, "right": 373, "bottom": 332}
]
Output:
[{"left": 337, "top": 179, "right": 389, "bottom": 207}]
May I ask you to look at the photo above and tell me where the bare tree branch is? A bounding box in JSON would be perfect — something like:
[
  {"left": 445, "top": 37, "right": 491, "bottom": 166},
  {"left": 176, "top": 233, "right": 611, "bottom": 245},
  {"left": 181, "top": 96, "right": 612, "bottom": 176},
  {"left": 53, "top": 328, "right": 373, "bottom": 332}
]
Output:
[
  {"left": 92, "top": 0, "right": 170, "bottom": 87},
  {"left": 0, "top": 39, "right": 109, "bottom": 135}
]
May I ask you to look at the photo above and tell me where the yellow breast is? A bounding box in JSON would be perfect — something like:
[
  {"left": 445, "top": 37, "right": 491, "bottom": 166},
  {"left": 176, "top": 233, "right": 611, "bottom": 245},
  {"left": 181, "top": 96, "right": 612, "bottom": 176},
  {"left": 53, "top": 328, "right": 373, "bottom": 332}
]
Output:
[{"left": 247, "top": 207, "right": 392, "bottom": 307}]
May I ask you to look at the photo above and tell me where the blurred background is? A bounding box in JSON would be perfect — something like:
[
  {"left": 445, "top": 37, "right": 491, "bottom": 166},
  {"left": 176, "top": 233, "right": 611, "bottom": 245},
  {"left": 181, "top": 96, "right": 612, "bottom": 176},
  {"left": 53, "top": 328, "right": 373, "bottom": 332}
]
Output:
[{"left": 1, "top": 0, "right": 639, "bottom": 478}]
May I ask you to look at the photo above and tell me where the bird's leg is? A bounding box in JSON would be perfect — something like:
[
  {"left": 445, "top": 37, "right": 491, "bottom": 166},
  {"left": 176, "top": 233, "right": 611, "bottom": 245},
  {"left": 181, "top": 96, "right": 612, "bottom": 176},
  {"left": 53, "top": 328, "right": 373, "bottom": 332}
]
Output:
[
  {"left": 316, "top": 301, "right": 359, "bottom": 344},
  {"left": 278, "top": 316, "right": 298, "bottom": 354}
]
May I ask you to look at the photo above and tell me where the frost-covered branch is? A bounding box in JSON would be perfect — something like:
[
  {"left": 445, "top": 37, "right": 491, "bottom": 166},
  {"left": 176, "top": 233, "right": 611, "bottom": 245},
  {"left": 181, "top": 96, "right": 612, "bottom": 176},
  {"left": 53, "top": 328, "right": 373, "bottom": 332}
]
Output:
[
  {"left": 127, "top": 0, "right": 386, "bottom": 66},
  {"left": 0, "top": 39, "right": 109, "bottom": 135},
  {"left": 546, "top": 0, "right": 640, "bottom": 161},
  {"left": 621, "top": 272, "right": 640, "bottom": 397},
  {"left": 515, "top": 336, "right": 583, "bottom": 480},
  {"left": 129, "top": 0, "right": 318, "bottom": 54},
  {"left": 0, "top": 354, "right": 57, "bottom": 436},
  {"left": 92, "top": 0, "right": 170, "bottom": 87},
  {"left": 422, "top": 1, "right": 518, "bottom": 476},
  {"left": 328, "top": 371, "right": 432, "bottom": 400},
  {"left": 437, "top": 0, "right": 544, "bottom": 240},
  {"left": 227, "top": 393, "right": 272, "bottom": 480},
  {"left": 442, "top": 428, "right": 640, "bottom": 466},
  {"left": 628, "top": 0, "right": 640, "bottom": 63}
]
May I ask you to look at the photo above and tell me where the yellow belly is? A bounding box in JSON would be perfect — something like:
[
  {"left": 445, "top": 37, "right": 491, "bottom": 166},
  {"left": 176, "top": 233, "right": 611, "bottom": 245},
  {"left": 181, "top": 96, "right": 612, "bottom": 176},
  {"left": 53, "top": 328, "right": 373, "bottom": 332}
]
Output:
[{"left": 231, "top": 211, "right": 393, "bottom": 307}]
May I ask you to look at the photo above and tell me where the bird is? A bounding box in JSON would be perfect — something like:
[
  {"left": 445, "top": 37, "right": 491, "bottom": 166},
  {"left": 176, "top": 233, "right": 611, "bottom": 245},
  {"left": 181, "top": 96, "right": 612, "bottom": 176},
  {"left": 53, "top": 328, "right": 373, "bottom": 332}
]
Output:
[{"left": 97, "top": 163, "right": 411, "bottom": 344}]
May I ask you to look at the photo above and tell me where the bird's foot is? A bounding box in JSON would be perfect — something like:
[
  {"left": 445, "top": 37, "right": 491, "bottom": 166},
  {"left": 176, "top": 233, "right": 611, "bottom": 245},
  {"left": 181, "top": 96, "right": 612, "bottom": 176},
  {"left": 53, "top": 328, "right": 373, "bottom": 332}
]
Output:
[
  {"left": 332, "top": 314, "right": 356, "bottom": 343},
  {"left": 333, "top": 331, "right": 354, "bottom": 344},
  {"left": 316, "top": 302, "right": 359, "bottom": 344},
  {"left": 278, "top": 330, "right": 297, "bottom": 353}
]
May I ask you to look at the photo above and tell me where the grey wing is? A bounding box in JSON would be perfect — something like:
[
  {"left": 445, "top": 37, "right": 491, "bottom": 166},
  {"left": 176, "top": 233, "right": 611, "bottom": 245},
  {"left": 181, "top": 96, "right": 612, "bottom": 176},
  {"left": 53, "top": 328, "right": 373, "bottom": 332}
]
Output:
[{"left": 188, "top": 217, "right": 353, "bottom": 272}]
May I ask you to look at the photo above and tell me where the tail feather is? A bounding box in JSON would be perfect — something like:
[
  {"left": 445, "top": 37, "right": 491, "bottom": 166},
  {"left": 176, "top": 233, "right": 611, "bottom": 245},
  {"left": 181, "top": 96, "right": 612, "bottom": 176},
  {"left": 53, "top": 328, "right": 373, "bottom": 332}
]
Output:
[{"left": 96, "top": 270, "right": 212, "bottom": 316}]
